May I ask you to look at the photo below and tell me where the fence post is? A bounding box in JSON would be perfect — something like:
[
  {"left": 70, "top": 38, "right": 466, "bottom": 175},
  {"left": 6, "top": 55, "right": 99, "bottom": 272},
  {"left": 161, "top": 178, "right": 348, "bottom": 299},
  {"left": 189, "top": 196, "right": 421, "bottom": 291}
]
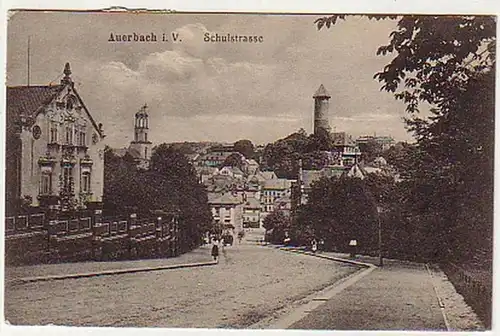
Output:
[
  {"left": 128, "top": 213, "right": 137, "bottom": 258},
  {"left": 156, "top": 216, "right": 162, "bottom": 256},
  {"left": 92, "top": 209, "right": 103, "bottom": 260}
]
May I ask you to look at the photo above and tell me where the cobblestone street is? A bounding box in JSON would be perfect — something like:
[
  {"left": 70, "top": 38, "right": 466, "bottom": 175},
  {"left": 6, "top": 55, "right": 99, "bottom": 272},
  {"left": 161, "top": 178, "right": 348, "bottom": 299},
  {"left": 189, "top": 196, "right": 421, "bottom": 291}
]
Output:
[{"left": 4, "top": 239, "right": 358, "bottom": 328}]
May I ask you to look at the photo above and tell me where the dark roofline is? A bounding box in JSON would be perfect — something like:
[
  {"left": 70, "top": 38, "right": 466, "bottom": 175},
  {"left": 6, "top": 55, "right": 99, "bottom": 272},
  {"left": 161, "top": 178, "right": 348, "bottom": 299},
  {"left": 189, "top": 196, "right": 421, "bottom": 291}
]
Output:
[
  {"left": 7, "top": 81, "right": 105, "bottom": 139},
  {"left": 71, "top": 86, "right": 105, "bottom": 138}
]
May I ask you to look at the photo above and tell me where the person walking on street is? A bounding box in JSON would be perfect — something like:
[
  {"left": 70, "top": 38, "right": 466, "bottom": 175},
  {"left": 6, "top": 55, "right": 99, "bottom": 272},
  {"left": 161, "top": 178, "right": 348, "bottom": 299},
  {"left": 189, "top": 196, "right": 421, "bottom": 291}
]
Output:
[
  {"left": 211, "top": 239, "right": 219, "bottom": 262},
  {"left": 311, "top": 239, "right": 318, "bottom": 253}
]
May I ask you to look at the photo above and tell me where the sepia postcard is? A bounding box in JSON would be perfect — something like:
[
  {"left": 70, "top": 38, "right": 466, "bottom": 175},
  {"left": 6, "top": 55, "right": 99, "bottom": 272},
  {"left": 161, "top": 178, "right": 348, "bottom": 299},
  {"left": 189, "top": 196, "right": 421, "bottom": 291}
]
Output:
[{"left": 1, "top": 4, "right": 498, "bottom": 336}]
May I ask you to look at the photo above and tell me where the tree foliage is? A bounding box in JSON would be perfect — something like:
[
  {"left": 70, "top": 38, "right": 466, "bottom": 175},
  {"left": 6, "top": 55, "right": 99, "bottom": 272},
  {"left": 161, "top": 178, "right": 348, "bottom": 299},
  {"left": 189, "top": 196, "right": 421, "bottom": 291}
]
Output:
[
  {"left": 358, "top": 138, "right": 383, "bottom": 163},
  {"left": 221, "top": 152, "right": 244, "bottom": 170},
  {"left": 314, "top": 14, "right": 495, "bottom": 265},
  {"left": 104, "top": 144, "right": 213, "bottom": 251},
  {"left": 295, "top": 176, "right": 379, "bottom": 253},
  {"left": 261, "top": 128, "right": 335, "bottom": 178},
  {"left": 233, "top": 139, "right": 255, "bottom": 159},
  {"left": 263, "top": 210, "right": 290, "bottom": 244}
]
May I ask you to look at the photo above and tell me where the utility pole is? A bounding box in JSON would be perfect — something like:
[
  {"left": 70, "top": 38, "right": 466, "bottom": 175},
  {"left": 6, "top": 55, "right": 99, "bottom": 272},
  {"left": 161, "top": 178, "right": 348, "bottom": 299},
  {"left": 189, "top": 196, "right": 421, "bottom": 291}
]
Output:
[{"left": 27, "top": 36, "right": 31, "bottom": 86}]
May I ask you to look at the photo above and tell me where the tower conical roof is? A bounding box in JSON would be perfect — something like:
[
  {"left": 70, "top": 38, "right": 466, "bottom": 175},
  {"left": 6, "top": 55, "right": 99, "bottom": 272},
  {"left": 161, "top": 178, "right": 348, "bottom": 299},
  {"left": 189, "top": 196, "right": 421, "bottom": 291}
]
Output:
[{"left": 313, "top": 84, "right": 331, "bottom": 98}]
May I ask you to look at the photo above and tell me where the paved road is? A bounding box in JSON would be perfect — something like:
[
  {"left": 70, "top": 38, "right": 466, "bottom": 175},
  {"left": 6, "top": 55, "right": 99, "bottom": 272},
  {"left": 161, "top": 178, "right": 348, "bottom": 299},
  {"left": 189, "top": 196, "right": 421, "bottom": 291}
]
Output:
[{"left": 4, "top": 238, "right": 357, "bottom": 328}]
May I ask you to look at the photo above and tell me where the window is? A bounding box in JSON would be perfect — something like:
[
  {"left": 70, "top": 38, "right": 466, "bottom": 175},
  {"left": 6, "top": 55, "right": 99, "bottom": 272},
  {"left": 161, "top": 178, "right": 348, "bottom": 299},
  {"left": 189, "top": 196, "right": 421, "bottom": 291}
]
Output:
[
  {"left": 65, "top": 126, "right": 73, "bottom": 145},
  {"left": 40, "top": 173, "right": 52, "bottom": 194},
  {"left": 81, "top": 172, "right": 91, "bottom": 193},
  {"left": 50, "top": 123, "right": 58, "bottom": 143},
  {"left": 145, "top": 147, "right": 148, "bottom": 159},
  {"left": 62, "top": 166, "right": 73, "bottom": 193},
  {"left": 79, "top": 131, "right": 86, "bottom": 146}
]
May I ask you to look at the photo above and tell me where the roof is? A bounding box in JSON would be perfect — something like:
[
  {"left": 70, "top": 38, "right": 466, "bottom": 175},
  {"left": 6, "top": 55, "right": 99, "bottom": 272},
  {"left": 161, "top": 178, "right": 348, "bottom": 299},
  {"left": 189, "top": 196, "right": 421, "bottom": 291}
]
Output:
[
  {"left": 345, "top": 164, "right": 368, "bottom": 180},
  {"left": 231, "top": 166, "right": 244, "bottom": 176},
  {"left": 7, "top": 85, "right": 64, "bottom": 122},
  {"left": 185, "top": 153, "right": 200, "bottom": 161},
  {"left": 246, "top": 159, "right": 259, "bottom": 166},
  {"left": 321, "top": 166, "right": 347, "bottom": 178},
  {"left": 301, "top": 166, "right": 347, "bottom": 189},
  {"left": 264, "top": 178, "right": 292, "bottom": 190},
  {"left": 208, "top": 193, "right": 242, "bottom": 205},
  {"left": 111, "top": 148, "right": 129, "bottom": 157},
  {"left": 301, "top": 170, "right": 324, "bottom": 189},
  {"left": 260, "top": 171, "right": 277, "bottom": 180},
  {"left": 197, "top": 166, "right": 218, "bottom": 176},
  {"left": 244, "top": 197, "right": 261, "bottom": 209},
  {"left": 7, "top": 63, "right": 104, "bottom": 138},
  {"left": 127, "top": 146, "right": 142, "bottom": 159},
  {"left": 313, "top": 84, "right": 331, "bottom": 98},
  {"left": 372, "top": 156, "right": 388, "bottom": 166},
  {"left": 332, "top": 132, "right": 356, "bottom": 147},
  {"left": 364, "top": 167, "right": 382, "bottom": 174}
]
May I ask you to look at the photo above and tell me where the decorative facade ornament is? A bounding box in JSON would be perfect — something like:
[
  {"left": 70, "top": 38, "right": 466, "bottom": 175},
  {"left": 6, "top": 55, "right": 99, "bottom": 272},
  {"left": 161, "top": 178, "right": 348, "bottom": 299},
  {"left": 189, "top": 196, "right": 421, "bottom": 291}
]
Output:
[{"left": 32, "top": 125, "right": 41, "bottom": 139}]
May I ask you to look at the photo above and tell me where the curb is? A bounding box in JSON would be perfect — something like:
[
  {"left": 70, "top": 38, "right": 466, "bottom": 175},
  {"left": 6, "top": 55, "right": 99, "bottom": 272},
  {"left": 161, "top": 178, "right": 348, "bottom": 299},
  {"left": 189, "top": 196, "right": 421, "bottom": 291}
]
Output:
[
  {"left": 276, "top": 246, "right": 376, "bottom": 268},
  {"left": 249, "top": 246, "right": 377, "bottom": 329},
  {"left": 425, "top": 263, "right": 451, "bottom": 331},
  {"left": 7, "top": 260, "right": 218, "bottom": 285},
  {"left": 266, "top": 266, "right": 376, "bottom": 329}
]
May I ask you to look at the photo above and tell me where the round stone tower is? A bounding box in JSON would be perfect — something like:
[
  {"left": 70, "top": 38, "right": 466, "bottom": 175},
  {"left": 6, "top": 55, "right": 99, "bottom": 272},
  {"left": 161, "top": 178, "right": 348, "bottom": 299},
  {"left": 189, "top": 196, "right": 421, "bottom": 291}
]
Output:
[{"left": 313, "top": 84, "right": 331, "bottom": 135}]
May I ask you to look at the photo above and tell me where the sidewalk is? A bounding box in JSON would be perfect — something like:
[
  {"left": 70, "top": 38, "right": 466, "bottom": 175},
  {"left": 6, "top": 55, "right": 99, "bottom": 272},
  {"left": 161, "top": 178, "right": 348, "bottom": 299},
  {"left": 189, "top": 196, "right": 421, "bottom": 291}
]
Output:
[
  {"left": 5, "top": 245, "right": 215, "bottom": 283},
  {"left": 268, "top": 249, "right": 484, "bottom": 331},
  {"left": 289, "top": 259, "right": 447, "bottom": 330}
]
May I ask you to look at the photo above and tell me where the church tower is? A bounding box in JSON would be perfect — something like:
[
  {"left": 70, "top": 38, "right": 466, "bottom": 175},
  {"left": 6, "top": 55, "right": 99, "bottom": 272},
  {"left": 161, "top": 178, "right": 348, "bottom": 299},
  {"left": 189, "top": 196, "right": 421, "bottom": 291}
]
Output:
[
  {"left": 313, "top": 84, "right": 331, "bottom": 135},
  {"left": 129, "top": 104, "right": 152, "bottom": 165}
]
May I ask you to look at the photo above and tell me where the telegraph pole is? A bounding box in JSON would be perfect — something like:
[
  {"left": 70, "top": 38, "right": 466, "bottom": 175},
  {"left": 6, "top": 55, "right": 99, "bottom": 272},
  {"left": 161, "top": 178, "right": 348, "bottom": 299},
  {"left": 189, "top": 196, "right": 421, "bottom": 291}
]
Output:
[{"left": 27, "top": 36, "right": 31, "bottom": 86}]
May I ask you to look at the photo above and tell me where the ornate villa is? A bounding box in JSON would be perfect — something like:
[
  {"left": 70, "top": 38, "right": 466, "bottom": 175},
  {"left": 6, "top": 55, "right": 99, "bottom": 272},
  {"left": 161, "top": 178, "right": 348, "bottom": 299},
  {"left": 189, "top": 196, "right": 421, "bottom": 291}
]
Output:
[{"left": 5, "top": 63, "right": 106, "bottom": 213}]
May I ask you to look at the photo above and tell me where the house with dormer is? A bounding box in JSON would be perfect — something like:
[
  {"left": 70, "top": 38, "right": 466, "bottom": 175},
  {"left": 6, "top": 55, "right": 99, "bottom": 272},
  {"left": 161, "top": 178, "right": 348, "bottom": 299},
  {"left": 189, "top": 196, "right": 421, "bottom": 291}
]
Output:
[{"left": 5, "top": 63, "right": 106, "bottom": 213}]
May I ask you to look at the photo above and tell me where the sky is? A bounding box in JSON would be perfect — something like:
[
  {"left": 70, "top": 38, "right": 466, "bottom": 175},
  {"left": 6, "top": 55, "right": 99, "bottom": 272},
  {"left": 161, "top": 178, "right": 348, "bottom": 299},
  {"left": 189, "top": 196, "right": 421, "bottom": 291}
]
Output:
[{"left": 6, "top": 12, "right": 417, "bottom": 148}]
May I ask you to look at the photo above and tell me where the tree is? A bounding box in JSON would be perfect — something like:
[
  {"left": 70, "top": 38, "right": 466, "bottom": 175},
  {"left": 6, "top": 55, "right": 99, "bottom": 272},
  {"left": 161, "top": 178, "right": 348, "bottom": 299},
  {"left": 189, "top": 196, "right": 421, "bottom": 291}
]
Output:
[
  {"left": 315, "top": 15, "right": 495, "bottom": 264},
  {"left": 150, "top": 144, "right": 213, "bottom": 250},
  {"left": 359, "top": 138, "right": 383, "bottom": 163},
  {"left": 263, "top": 210, "right": 290, "bottom": 244},
  {"left": 234, "top": 139, "right": 255, "bottom": 159},
  {"left": 297, "top": 176, "right": 378, "bottom": 253},
  {"left": 306, "top": 128, "right": 333, "bottom": 152},
  {"left": 103, "top": 146, "right": 141, "bottom": 215},
  {"left": 221, "top": 152, "right": 244, "bottom": 170},
  {"left": 261, "top": 128, "right": 331, "bottom": 178},
  {"left": 104, "top": 144, "right": 213, "bottom": 251}
]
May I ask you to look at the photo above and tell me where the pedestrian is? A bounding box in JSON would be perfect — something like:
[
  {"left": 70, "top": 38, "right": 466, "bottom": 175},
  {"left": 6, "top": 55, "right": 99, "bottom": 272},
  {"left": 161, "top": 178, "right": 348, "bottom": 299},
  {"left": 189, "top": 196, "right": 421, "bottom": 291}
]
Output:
[
  {"left": 319, "top": 239, "right": 325, "bottom": 252},
  {"left": 311, "top": 239, "right": 318, "bottom": 253},
  {"left": 211, "top": 240, "right": 219, "bottom": 262}
]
